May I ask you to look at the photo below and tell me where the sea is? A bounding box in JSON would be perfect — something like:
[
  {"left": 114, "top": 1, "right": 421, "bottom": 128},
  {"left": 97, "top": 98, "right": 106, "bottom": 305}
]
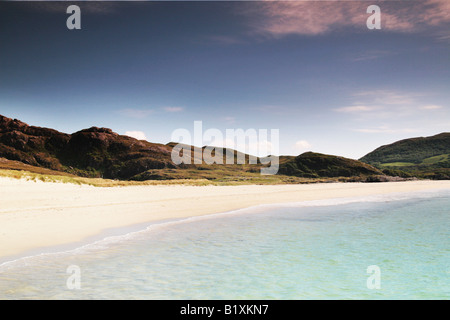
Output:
[{"left": 0, "top": 189, "right": 449, "bottom": 300}]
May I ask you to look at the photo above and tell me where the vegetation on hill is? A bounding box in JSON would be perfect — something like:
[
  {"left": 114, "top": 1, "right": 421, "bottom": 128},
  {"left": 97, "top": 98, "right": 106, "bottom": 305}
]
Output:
[
  {"left": 1, "top": 114, "right": 443, "bottom": 183},
  {"left": 278, "top": 152, "right": 383, "bottom": 178},
  {"left": 359, "top": 133, "right": 450, "bottom": 180},
  {"left": 360, "top": 133, "right": 450, "bottom": 165}
]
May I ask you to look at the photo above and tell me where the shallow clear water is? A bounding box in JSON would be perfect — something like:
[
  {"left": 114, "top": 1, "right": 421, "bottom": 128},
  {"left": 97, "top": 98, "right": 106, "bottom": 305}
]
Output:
[{"left": 0, "top": 190, "right": 449, "bottom": 299}]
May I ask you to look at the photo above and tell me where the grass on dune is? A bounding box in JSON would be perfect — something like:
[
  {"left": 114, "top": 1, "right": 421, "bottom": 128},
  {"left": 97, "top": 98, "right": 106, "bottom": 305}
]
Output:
[
  {"left": 0, "top": 157, "right": 395, "bottom": 187},
  {"left": 0, "top": 169, "right": 215, "bottom": 187},
  {"left": 0, "top": 167, "right": 352, "bottom": 187}
]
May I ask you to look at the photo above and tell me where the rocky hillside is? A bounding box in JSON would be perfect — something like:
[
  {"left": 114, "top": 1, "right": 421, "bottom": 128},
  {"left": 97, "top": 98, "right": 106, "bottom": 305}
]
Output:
[{"left": 0, "top": 115, "right": 175, "bottom": 179}]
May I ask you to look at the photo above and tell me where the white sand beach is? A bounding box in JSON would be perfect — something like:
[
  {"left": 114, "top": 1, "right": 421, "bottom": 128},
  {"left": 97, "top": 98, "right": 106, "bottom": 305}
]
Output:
[{"left": 1, "top": 178, "right": 450, "bottom": 262}]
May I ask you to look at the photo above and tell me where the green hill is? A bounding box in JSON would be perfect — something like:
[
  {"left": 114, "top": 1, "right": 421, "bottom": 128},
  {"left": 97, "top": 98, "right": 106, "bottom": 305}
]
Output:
[
  {"left": 360, "top": 133, "right": 450, "bottom": 165},
  {"left": 360, "top": 133, "right": 450, "bottom": 179},
  {"left": 278, "top": 152, "right": 383, "bottom": 178}
]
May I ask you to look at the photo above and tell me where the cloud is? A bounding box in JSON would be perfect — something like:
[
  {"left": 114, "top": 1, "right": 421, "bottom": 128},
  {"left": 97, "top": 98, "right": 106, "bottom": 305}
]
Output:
[
  {"left": 245, "top": 1, "right": 450, "bottom": 38},
  {"left": 118, "top": 108, "right": 153, "bottom": 119},
  {"left": 335, "top": 90, "right": 425, "bottom": 123},
  {"left": 204, "top": 35, "right": 244, "bottom": 46},
  {"left": 419, "top": 0, "right": 450, "bottom": 26},
  {"left": 163, "top": 106, "right": 184, "bottom": 113},
  {"left": 248, "top": 139, "right": 275, "bottom": 157},
  {"left": 119, "top": 107, "right": 184, "bottom": 117},
  {"left": 351, "top": 50, "right": 395, "bottom": 62},
  {"left": 352, "top": 90, "right": 416, "bottom": 106},
  {"left": 294, "top": 140, "right": 312, "bottom": 152},
  {"left": 435, "top": 30, "right": 450, "bottom": 42},
  {"left": 247, "top": 1, "right": 365, "bottom": 37},
  {"left": 420, "top": 104, "right": 443, "bottom": 110},
  {"left": 334, "top": 105, "right": 378, "bottom": 113},
  {"left": 125, "top": 131, "right": 147, "bottom": 141},
  {"left": 353, "top": 126, "right": 419, "bottom": 134},
  {"left": 20, "top": 1, "right": 121, "bottom": 15},
  {"left": 336, "top": 89, "right": 447, "bottom": 135},
  {"left": 223, "top": 116, "right": 236, "bottom": 124}
]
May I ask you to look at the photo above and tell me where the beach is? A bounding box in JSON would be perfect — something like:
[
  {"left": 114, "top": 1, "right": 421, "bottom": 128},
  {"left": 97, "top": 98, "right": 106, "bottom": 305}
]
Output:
[{"left": 1, "top": 178, "right": 450, "bottom": 263}]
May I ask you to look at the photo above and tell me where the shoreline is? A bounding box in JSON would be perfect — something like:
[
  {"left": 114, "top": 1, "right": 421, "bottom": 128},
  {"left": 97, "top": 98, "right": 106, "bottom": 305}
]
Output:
[{"left": 1, "top": 178, "right": 450, "bottom": 264}]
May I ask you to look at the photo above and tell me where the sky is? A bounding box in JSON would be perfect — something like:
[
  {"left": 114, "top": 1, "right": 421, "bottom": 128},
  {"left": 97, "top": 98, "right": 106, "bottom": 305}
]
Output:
[{"left": 0, "top": 0, "right": 449, "bottom": 159}]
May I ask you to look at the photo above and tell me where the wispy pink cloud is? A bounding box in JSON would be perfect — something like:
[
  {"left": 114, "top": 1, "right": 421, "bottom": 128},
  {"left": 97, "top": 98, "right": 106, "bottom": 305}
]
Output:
[
  {"left": 248, "top": 1, "right": 364, "bottom": 37},
  {"left": 351, "top": 50, "right": 395, "bottom": 62},
  {"left": 204, "top": 35, "right": 244, "bottom": 46},
  {"left": 420, "top": 104, "right": 443, "bottom": 110},
  {"left": 334, "top": 105, "right": 379, "bottom": 113},
  {"left": 246, "top": 1, "right": 450, "bottom": 38},
  {"left": 352, "top": 90, "right": 416, "bottom": 106},
  {"left": 162, "top": 106, "right": 184, "bottom": 113}
]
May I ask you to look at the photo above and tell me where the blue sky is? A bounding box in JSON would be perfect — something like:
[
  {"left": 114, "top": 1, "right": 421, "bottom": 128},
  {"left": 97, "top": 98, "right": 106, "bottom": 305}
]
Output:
[{"left": 0, "top": 1, "right": 449, "bottom": 159}]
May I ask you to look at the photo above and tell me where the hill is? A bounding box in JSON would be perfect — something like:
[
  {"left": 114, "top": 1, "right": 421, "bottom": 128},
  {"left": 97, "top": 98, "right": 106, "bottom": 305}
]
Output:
[
  {"left": 278, "top": 152, "right": 383, "bottom": 178},
  {"left": 0, "top": 115, "right": 176, "bottom": 179},
  {"left": 360, "top": 133, "right": 450, "bottom": 179},
  {"left": 0, "top": 114, "right": 403, "bottom": 183},
  {"left": 360, "top": 133, "right": 450, "bottom": 165}
]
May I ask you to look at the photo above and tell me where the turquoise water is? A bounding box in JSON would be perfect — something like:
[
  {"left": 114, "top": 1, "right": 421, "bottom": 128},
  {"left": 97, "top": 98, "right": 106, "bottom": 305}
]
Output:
[{"left": 0, "top": 190, "right": 449, "bottom": 299}]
